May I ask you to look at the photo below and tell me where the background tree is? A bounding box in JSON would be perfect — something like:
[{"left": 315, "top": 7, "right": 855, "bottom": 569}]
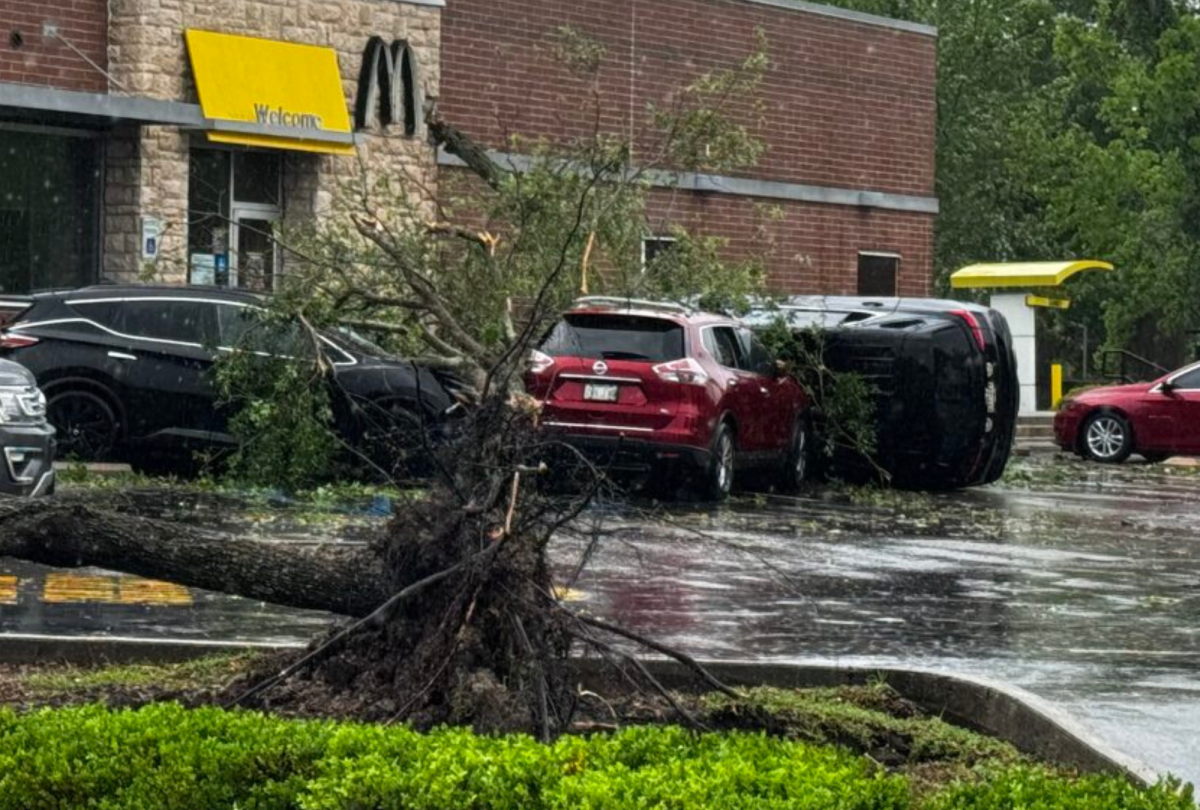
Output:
[{"left": 826, "top": 0, "right": 1200, "bottom": 369}]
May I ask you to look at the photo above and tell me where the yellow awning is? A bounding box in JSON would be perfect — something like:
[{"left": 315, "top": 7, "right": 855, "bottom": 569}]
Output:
[
  {"left": 951, "top": 260, "right": 1113, "bottom": 290},
  {"left": 185, "top": 30, "right": 355, "bottom": 156}
]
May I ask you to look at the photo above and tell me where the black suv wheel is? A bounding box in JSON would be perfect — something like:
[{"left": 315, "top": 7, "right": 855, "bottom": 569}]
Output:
[{"left": 47, "top": 389, "right": 119, "bottom": 462}]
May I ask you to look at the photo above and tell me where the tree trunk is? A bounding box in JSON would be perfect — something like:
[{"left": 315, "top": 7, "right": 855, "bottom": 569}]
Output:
[{"left": 0, "top": 500, "right": 387, "bottom": 617}]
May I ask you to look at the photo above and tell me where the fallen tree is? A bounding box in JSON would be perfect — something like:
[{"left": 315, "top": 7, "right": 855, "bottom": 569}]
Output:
[
  {"left": 0, "top": 500, "right": 388, "bottom": 618},
  {"left": 0, "top": 30, "right": 772, "bottom": 733}
]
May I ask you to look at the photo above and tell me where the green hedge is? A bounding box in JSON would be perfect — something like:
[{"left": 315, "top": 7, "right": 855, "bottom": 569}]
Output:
[{"left": 0, "top": 704, "right": 1191, "bottom": 810}]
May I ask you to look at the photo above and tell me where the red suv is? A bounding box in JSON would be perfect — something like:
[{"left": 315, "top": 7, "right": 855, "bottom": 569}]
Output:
[{"left": 525, "top": 298, "right": 811, "bottom": 499}]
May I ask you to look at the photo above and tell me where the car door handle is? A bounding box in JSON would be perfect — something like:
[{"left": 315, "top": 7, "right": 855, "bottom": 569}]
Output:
[
  {"left": 108, "top": 351, "right": 138, "bottom": 362},
  {"left": 760, "top": 387, "right": 769, "bottom": 395}
]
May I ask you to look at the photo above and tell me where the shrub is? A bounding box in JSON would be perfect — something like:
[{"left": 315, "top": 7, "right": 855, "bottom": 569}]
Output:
[
  {"left": 924, "top": 766, "right": 1195, "bottom": 810},
  {"left": 0, "top": 704, "right": 1191, "bottom": 810}
]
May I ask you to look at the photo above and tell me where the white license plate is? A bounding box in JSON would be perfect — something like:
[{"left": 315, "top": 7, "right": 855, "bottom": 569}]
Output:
[{"left": 584, "top": 383, "right": 619, "bottom": 402}]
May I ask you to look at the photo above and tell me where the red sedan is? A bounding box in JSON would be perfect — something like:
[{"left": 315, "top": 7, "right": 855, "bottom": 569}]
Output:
[{"left": 1055, "top": 361, "right": 1200, "bottom": 463}]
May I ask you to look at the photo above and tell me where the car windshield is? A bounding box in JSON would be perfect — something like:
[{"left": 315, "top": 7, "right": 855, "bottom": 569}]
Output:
[{"left": 541, "top": 314, "right": 685, "bottom": 362}]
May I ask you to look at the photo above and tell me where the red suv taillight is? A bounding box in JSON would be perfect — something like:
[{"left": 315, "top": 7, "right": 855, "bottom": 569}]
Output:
[
  {"left": 949, "top": 310, "right": 986, "bottom": 352},
  {"left": 653, "top": 357, "right": 709, "bottom": 385},
  {"left": 528, "top": 349, "right": 554, "bottom": 374},
  {"left": 0, "top": 332, "right": 38, "bottom": 350}
]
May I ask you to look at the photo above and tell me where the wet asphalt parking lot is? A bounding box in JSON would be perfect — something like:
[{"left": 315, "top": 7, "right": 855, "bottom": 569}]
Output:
[{"left": 2, "top": 455, "right": 1198, "bottom": 783}]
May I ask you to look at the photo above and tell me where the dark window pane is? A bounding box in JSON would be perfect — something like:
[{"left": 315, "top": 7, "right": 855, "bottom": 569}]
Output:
[
  {"left": 235, "top": 218, "right": 276, "bottom": 291},
  {"left": 217, "top": 304, "right": 306, "bottom": 355},
  {"left": 708, "top": 327, "right": 744, "bottom": 369},
  {"left": 1173, "top": 367, "right": 1200, "bottom": 389},
  {"left": 541, "top": 315, "right": 684, "bottom": 362},
  {"left": 857, "top": 254, "right": 898, "bottom": 296},
  {"left": 68, "top": 301, "right": 124, "bottom": 330},
  {"left": 123, "top": 301, "right": 216, "bottom": 344},
  {"left": 188, "top": 150, "right": 230, "bottom": 216},
  {"left": 0, "top": 131, "right": 99, "bottom": 294},
  {"left": 643, "top": 238, "right": 677, "bottom": 267},
  {"left": 739, "top": 328, "right": 774, "bottom": 375},
  {"left": 234, "top": 151, "right": 281, "bottom": 205},
  {"left": 188, "top": 150, "right": 232, "bottom": 285}
]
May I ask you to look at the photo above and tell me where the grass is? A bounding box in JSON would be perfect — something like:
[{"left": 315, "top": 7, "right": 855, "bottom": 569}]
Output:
[
  {"left": 56, "top": 463, "right": 421, "bottom": 516},
  {"left": 19, "top": 653, "right": 260, "bottom": 696},
  {"left": 702, "top": 683, "right": 1023, "bottom": 784}
]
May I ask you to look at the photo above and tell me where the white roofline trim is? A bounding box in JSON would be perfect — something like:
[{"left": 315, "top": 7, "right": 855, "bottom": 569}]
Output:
[
  {"left": 739, "top": 0, "right": 936, "bottom": 37},
  {"left": 438, "top": 148, "right": 939, "bottom": 215}
]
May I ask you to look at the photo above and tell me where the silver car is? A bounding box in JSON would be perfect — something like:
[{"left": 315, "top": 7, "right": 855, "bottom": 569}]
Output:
[{"left": 0, "top": 359, "right": 55, "bottom": 497}]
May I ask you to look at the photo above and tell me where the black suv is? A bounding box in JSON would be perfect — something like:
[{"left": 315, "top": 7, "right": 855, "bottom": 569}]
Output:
[
  {"left": 0, "top": 286, "right": 465, "bottom": 473},
  {"left": 0, "top": 358, "right": 55, "bottom": 496},
  {"left": 744, "top": 296, "right": 1018, "bottom": 489}
]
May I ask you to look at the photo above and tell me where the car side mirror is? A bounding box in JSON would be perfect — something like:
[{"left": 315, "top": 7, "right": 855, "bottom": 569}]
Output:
[{"left": 1161, "top": 380, "right": 1179, "bottom": 396}]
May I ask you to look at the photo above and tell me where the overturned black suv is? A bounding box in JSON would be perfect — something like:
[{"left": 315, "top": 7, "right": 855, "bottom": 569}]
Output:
[
  {"left": 744, "top": 297, "right": 1018, "bottom": 489},
  {"left": 0, "top": 359, "right": 55, "bottom": 497},
  {"left": 0, "top": 286, "right": 468, "bottom": 475}
]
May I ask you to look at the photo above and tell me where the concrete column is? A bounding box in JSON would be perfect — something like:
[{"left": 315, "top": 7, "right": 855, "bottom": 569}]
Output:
[{"left": 991, "top": 292, "right": 1037, "bottom": 414}]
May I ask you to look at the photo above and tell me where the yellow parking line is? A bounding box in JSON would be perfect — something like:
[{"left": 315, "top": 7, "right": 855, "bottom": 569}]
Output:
[
  {"left": 41, "top": 574, "right": 193, "bottom": 606},
  {"left": 116, "top": 578, "right": 192, "bottom": 606},
  {"left": 42, "top": 574, "right": 118, "bottom": 604},
  {"left": 0, "top": 576, "right": 16, "bottom": 605},
  {"left": 553, "top": 586, "right": 589, "bottom": 603}
]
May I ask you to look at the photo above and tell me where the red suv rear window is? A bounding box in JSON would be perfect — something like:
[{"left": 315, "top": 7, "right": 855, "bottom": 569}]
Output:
[{"left": 541, "top": 314, "right": 684, "bottom": 362}]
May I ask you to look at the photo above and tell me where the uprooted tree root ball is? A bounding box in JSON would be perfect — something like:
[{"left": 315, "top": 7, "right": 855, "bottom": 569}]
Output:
[{"left": 225, "top": 395, "right": 590, "bottom": 736}]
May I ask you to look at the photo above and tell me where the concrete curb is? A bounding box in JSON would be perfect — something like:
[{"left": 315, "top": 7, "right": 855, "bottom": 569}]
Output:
[{"left": 0, "top": 635, "right": 1158, "bottom": 785}]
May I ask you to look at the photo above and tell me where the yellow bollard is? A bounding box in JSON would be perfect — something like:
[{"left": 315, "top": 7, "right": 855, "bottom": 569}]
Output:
[{"left": 1051, "top": 363, "right": 1064, "bottom": 409}]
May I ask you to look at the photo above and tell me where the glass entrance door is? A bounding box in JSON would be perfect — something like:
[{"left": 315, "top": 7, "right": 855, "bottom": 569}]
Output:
[
  {"left": 230, "top": 209, "right": 277, "bottom": 291},
  {"left": 188, "top": 149, "right": 282, "bottom": 290}
]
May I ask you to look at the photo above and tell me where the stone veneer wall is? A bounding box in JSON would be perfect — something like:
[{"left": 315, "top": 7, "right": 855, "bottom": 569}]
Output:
[{"left": 104, "top": 0, "right": 442, "bottom": 283}]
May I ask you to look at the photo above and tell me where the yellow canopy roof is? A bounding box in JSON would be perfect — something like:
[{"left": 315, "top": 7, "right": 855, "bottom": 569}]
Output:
[
  {"left": 950, "top": 260, "right": 1113, "bottom": 290},
  {"left": 186, "top": 30, "right": 356, "bottom": 156}
]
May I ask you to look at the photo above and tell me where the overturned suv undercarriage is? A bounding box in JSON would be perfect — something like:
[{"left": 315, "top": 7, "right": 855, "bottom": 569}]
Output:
[{"left": 0, "top": 359, "right": 55, "bottom": 497}]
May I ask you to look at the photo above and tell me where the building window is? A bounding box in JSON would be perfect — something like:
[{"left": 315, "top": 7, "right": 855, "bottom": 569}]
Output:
[
  {"left": 642, "top": 236, "right": 677, "bottom": 270},
  {"left": 0, "top": 128, "right": 100, "bottom": 294},
  {"left": 187, "top": 148, "right": 282, "bottom": 290},
  {"left": 857, "top": 252, "right": 899, "bottom": 296}
]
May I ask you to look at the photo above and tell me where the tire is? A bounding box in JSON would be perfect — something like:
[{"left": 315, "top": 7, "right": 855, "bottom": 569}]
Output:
[
  {"left": 777, "top": 417, "right": 812, "bottom": 493},
  {"left": 1080, "top": 411, "right": 1134, "bottom": 464},
  {"left": 701, "top": 422, "right": 736, "bottom": 501},
  {"left": 46, "top": 389, "right": 119, "bottom": 462}
]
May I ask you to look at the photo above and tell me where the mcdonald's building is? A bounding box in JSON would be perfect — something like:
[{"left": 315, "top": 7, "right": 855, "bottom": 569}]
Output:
[{"left": 0, "top": 0, "right": 936, "bottom": 297}]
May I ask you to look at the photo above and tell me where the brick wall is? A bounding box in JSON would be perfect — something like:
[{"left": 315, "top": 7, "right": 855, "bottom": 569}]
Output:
[
  {"left": 0, "top": 0, "right": 108, "bottom": 92},
  {"left": 441, "top": 0, "right": 936, "bottom": 196},
  {"left": 441, "top": 0, "right": 937, "bottom": 294},
  {"left": 646, "top": 189, "right": 933, "bottom": 297}
]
